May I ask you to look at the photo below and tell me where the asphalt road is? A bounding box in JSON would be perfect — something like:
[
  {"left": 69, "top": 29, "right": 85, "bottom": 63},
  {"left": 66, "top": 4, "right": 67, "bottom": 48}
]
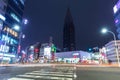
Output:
[{"left": 0, "top": 66, "right": 120, "bottom": 80}]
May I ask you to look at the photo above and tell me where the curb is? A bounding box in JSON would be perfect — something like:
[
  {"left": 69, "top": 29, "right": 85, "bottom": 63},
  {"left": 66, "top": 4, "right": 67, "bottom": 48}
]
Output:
[{"left": 0, "top": 63, "right": 119, "bottom": 67}]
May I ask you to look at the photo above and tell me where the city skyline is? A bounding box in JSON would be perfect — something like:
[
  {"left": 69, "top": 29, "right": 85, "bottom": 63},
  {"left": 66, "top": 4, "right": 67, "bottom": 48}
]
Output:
[
  {"left": 24, "top": 0, "right": 118, "bottom": 50},
  {"left": 1, "top": 1, "right": 120, "bottom": 79}
]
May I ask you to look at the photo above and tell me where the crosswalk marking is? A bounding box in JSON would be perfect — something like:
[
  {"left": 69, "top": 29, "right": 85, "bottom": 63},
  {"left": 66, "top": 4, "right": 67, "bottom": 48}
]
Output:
[
  {"left": 32, "top": 71, "right": 73, "bottom": 75},
  {"left": 8, "top": 67, "right": 77, "bottom": 80},
  {"left": 25, "top": 72, "right": 73, "bottom": 77},
  {"left": 17, "top": 74, "right": 73, "bottom": 80},
  {"left": 8, "top": 78, "right": 34, "bottom": 80}
]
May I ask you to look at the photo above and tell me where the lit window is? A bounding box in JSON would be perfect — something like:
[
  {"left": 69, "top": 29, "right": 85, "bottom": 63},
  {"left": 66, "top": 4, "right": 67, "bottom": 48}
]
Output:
[
  {"left": 10, "top": 13, "right": 20, "bottom": 23},
  {"left": 0, "top": 14, "right": 6, "bottom": 21},
  {"left": 20, "top": 0, "right": 25, "bottom": 5},
  {"left": 113, "top": 5, "right": 118, "bottom": 14}
]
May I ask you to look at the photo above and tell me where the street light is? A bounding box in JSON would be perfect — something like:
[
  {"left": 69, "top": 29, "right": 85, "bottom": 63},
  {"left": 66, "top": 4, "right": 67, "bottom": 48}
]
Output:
[
  {"left": 101, "top": 28, "right": 120, "bottom": 66},
  {"left": 23, "top": 19, "right": 28, "bottom": 25}
]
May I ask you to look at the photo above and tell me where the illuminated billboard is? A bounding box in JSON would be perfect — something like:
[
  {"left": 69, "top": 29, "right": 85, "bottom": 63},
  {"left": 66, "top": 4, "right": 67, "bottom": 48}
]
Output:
[
  {"left": 44, "top": 47, "right": 51, "bottom": 59},
  {"left": 3, "top": 27, "right": 18, "bottom": 37},
  {"left": 1, "top": 34, "right": 18, "bottom": 45},
  {"left": 0, "top": 45, "right": 9, "bottom": 53}
]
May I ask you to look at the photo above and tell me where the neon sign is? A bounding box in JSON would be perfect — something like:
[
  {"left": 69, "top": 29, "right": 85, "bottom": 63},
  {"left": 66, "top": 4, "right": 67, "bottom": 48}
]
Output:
[
  {"left": 1, "top": 34, "right": 18, "bottom": 45},
  {"left": 0, "top": 45, "right": 9, "bottom": 53},
  {"left": 0, "top": 14, "right": 6, "bottom": 21},
  {"left": 3, "top": 27, "right": 18, "bottom": 37},
  {"left": 10, "top": 13, "right": 20, "bottom": 23}
]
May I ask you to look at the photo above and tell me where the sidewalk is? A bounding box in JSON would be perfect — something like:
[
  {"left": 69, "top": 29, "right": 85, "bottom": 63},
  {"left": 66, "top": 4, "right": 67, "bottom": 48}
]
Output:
[
  {"left": 0, "top": 63, "right": 53, "bottom": 67},
  {"left": 0, "top": 63, "right": 119, "bottom": 67},
  {"left": 99, "top": 64, "right": 119, "bottom": 67}
]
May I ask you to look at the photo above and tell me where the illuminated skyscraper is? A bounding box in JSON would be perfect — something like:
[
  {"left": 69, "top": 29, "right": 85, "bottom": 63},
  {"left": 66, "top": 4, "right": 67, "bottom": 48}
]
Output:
[
  {"left": 0, "top": 0, "right": 26, "bottom": 63},
  {"left": 63, "top": 8, "right": 76, "bottom": 51},
  {"left": 113, "top": 0, "right": 120, "bottom": 39}
]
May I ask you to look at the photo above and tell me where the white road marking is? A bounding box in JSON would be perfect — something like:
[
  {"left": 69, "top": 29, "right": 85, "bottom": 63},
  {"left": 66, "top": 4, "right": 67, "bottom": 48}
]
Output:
[
  {"left": 25, "top": 72, "right": 73, "bottom": 77},
  {"left": 8, "top": 77, "right": 34, "bottom": 80},
  {"left": 8, "top": 67, "right": 77, "bottom": 80},
  {"left": 32, "top": 71, "right": 73, "bottom": 74},
  {"left": 17, "top": 74, "right": 73, "bottom": 80}
]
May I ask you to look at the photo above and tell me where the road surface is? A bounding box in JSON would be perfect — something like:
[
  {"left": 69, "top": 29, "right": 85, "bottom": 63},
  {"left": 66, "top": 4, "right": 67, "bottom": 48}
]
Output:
[{"left": 0, "top": 65, "right": 120, "bottom": 80}]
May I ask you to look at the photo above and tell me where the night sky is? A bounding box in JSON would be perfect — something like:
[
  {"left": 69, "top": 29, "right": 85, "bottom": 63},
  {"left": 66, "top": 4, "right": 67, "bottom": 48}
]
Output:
[{"left": 23, "top": 0, "right": 118, "bottom": 51}]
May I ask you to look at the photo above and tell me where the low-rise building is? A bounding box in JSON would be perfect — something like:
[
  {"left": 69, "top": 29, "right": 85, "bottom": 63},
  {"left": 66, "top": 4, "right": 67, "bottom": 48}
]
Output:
[
  {"left": 55, "top": 51, "right": 91, "bottom": 63},
  {"left": 105, "top": 40, "right": 120, "bottom": 64}
]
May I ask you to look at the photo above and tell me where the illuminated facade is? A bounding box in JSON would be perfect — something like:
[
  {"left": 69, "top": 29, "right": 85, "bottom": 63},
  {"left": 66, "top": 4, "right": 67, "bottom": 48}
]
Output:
[
  {"left": 55, "top": 51, "right": 91, "bottom": 63},
  {"left": 63, "top": 8, "right": 76, "bottom": 51},
  {"left": 105, "top": 40, "right": 120, "bottom": 63},
  {"left": 0, "top": 0, "right": 26, "bottom": 63},
  {"left": 113, "top": 0, "right": 120, "bottom": 39}
]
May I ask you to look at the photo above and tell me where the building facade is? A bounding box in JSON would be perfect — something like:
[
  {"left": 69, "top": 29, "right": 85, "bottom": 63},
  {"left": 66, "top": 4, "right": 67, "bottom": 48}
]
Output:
[
  {"left": 40, "top": 43, "right": 56, "bottom": 62},
  {"left": 26, "top": 43, "right": 56, "bottom": 63},
  {"left": 0, "top": 0, "right": 26, "bottom": 63},
  {"left": 63, "top": 8, "right": 76, "bottom": 51},
  {"left": 113, "top": 0, "right": 120, "bottom": 39},
  {"left": 105, "top": 40, "right": 120, "bottom": 63},
  {"left": 55, "top": 51, "right": 91, "bottom": 63}
]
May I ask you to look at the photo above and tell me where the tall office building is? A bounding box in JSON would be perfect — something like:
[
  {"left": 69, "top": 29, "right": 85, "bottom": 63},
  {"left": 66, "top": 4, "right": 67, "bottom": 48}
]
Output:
[
  {"left": 0, "top": 0, "right": 26, "bottom": 63},
  {"left": 63, "top": 8, "right": 76, "bottom": 51},
  {"left": 113, "top": 0, "right": 120, "bottom": 39}
]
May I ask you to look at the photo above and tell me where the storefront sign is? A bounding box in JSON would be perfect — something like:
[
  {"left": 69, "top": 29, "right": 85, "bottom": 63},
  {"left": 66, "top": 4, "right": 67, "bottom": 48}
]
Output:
[{"left": 3, "top": 27, "right": 18, "bottom": 37}]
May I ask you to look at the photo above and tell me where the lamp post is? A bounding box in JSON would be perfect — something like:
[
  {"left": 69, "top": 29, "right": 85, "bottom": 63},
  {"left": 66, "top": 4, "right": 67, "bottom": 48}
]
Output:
[{"left": 101, "top": 28, "right": 120, "bottom": 66}]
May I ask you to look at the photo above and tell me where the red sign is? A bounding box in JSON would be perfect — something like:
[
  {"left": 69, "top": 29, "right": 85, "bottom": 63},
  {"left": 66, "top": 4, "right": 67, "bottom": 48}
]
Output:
[
  {"left": 73, "top": 55, "right": 77, "bottom": 58},
  {"left": 17, "top": 45, "right": 21, "bottom": 54}
]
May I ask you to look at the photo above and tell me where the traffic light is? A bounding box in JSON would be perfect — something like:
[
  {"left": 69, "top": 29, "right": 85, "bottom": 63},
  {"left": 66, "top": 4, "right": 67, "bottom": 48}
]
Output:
[
  {"left": 33, "top": 42, "right": 41, "bottom": 60},
  {"left": 34, "top": 48, "right": 40, "bottom": 60},
  {"left": 34, "top": 48, "right": 39, "bottom": 53}
]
